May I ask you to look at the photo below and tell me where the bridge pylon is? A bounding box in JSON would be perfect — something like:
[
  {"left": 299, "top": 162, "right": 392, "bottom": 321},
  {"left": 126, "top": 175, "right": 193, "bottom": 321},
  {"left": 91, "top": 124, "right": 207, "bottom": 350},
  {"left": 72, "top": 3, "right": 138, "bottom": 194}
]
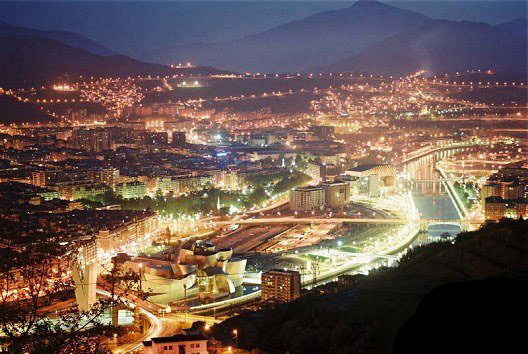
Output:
[
  {"left": 418, "top": 222, "right": 429, "bottom": 233},
  {"left": 72, "top": 241, "right": 98, "bottom": 312}
]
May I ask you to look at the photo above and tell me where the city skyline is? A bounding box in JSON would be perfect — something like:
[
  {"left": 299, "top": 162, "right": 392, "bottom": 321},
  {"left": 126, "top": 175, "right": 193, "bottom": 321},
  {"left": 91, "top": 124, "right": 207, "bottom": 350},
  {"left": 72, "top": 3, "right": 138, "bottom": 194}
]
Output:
[{"left": 0, "top": 1, "right": 526, "bottom": 353}]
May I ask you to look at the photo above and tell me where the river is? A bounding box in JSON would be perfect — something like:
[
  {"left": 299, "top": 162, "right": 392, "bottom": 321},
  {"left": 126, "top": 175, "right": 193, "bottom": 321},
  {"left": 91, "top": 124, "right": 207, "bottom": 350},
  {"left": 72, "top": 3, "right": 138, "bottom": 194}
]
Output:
[{"left": 413, "top": 194, "right": 462, "bottom": 239}]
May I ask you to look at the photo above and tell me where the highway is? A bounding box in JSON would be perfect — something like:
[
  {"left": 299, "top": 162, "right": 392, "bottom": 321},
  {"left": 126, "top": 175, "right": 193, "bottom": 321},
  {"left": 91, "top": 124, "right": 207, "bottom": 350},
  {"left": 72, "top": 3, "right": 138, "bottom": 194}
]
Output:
[
  {"left": 214, "top": 217, "right": 478, "bottom": 226},
  {"left": 96, "top": 289, "right": 165, "bottom": 354}
]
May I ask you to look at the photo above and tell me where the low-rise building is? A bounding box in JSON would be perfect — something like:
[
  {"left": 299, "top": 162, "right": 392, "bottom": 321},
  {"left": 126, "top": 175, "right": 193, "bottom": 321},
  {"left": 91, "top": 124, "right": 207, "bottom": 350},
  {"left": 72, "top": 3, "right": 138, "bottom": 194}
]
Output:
[
  {"left": 484, "top": 196, "right": 528, "bottom": 221},
  {"left": 143, "top": 333, "right": 208, "bottom": 354}
]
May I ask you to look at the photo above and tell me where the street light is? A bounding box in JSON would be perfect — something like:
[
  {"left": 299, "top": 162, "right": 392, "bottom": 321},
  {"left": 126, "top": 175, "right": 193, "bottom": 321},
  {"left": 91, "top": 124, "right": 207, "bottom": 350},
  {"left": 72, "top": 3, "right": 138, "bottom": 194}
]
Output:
[
  {"left": 233, "top": 329, "right": 238, "bottom": 352},
  {"left": 138, "top": 263, "right": 143, "bottom": 291},
  {"left": 183, "top": 284, "right": 188, "bottom": 322}
]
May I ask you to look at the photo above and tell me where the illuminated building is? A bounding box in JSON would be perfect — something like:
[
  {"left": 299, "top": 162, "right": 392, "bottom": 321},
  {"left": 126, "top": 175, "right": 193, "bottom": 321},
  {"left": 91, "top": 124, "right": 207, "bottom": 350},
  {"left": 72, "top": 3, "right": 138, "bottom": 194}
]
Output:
[
  {"left": 32, "top": 170, "right": 64, "bottom": 187},
  {"left": 53, "top": 83, "right": 74, "bottom": 91},
  {"left": 322, "top": 181, "right": 350, "bottom": 210},
  {"left": 306, "top": 162, "right": 322, "bottom": 183},
  {"left": 143, "top": 334, "right": 208, "bottom": 354},
  {"left": 345, "top": 164, "right": 396, "bottom": 187},
  {"left": 480, "top": 183, "right": 501, "bottom": 206},
  {"left": 175, "top": 175, "right": 214, "bottom": 194},
  {"left": 261, "top": 269, "right": 301, "bottom": 303},
  {"left": 289, "top": 186, "right": 325, "bottom": 212},
  {"left": 87, "top": 168, "right": 120, "bottom": 187},
  {"left": 138, "top": 131, "right": 168, "bottom": 148},
  {"left": 0, "top": 181, "right": 59, "bottom": 201},
  {"left": 309, "top": 125, "right": 335, "bottom": 141},
  {"left": 319, "top": 154, "right": 342, "bottom": 166},
  {"left": 213, "top": 170, "right": 239, "bottom": 190},
  {"left": 70, "top": 185, "right": 107, "bottom": 201},
  {"left": 124, "top": 240, "right": 246, "bottom": 304},
  {"left": 340, "top": 175, "right": 360, "bottom": 196},
  {"left": 96, "top": 210, "right": 158, "bottom": 254},
  {"left": 484, "top": 197, "right": 528, "bottom": 221},
  {"left": 71, "top": 128, "right": 113, "bottom": 152},
  {"left": 171, "top": 131, "right": 186, "bottom": 147},
  {"left": 32, "top": 171, "right": 48, "bottom": 187},
  {"left": 115, "top": 181, "right": 147, "bottom": 199},
  {"left": 368, "top": 175, "right": 381, "bottom": 198}
]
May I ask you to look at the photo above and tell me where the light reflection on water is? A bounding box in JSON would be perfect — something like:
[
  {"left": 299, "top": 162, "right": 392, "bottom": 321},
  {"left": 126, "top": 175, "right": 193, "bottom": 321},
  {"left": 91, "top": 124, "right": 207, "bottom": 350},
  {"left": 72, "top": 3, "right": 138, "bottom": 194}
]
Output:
[{"left": 413, "top": 194, "right": 462, "bottom": 237}]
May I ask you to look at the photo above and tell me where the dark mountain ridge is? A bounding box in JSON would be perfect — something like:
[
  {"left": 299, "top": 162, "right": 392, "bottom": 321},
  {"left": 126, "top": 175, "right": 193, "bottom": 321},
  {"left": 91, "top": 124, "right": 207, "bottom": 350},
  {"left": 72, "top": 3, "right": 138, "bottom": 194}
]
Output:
[
  {"left": 325, "top": 19, "right": 528, "bottom": 76},
  {"left": 496, "top": 18, "right": 528, "bottom": 38},
  {"left": 0, "top": 36, "right": 227, "bottom": 88},
  {"left": 0, "top": 20, "right": 115, "bottom": 56},
  {"left": 158, "top": 0, "right": 432, "bottom": 73}
]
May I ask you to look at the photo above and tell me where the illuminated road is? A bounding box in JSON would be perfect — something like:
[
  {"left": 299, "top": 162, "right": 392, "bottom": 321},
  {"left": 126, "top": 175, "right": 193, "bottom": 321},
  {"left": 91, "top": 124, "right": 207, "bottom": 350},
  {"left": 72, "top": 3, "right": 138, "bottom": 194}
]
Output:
[
  {"left": 96, "top": 289, "right": 166, "bottom": 354},
  {"left": 401, "top": 141, "right": 489, "bottom": 165},
  {"left": 214, "top": 217, "right": 478, "bottom": 226},
  {"left": 436, "top": 166, "right": 470, "bottom": 219}
]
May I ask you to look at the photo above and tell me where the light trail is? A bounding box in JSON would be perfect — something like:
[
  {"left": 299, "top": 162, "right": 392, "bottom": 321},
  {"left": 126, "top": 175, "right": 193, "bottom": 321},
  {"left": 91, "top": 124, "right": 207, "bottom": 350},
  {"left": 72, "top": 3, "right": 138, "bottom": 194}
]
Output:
[{"left": 96, "top": 289, "right": 163, "bottom": 354}]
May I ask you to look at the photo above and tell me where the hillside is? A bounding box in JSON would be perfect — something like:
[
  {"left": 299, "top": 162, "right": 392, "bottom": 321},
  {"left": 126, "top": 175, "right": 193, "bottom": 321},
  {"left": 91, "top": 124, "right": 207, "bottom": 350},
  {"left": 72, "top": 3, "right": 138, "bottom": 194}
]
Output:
[
  {"left": 162, "top": 0, "right": 432, "bottom": 73},
  {"left": 0, "top": 95, "right": 54, "bottom": 124},
  {"left": 0, "top": 36, "right": 227, "bottom": 88},
  {"left": 326, "top": 20, "right": 528, "bottom": 76},
  {"left": 0, "top": 20, "right": 115, "bottom": 56},
  {"left": 496, "top": 18, "right": 527, "bottom": 38},
  {"left": 211, "top": 219, "right": 528, "bottom": 353}
]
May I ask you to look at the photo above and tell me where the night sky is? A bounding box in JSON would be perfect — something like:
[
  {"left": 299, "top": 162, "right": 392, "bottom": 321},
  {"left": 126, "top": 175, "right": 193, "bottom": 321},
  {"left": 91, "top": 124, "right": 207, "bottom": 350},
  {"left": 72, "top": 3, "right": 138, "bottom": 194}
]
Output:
[{"left": 0, "top": 1, "right": 526, "bottom": 60}]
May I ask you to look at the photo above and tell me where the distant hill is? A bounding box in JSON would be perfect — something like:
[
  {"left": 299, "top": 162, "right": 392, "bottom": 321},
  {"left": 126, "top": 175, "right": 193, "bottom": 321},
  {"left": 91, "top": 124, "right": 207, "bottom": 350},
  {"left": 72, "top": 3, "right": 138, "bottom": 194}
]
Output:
[
  {"left": 160, "top": 0, "right": 432, "bottom": 73},
  {"left": 0, "top": 36, "right": 227, "bottom": 88},
  {"left": 325, "top": 20, "right": 527, "bottom": 76},
  {"left": 0, "top": 20, "right": 115, "bottom": 56},
  {"left": 496, "top": 18, "right": 528, "bottom": 38}
]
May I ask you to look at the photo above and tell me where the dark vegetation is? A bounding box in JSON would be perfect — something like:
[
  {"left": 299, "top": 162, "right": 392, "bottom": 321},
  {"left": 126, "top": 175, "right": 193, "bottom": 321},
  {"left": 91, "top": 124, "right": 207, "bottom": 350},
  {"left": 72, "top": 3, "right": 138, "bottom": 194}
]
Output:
[
  {"left": 0, "top": 95, "right": 53, "bottom": 124},
  {"left": 141, "top": 77, "right": 369, "bottom": 105},
  {"left": 394, "top": 277, "right": 527, "bottom": 354},
  {"left": 211, "top": 219, "right": 528, "bottom": 353}
]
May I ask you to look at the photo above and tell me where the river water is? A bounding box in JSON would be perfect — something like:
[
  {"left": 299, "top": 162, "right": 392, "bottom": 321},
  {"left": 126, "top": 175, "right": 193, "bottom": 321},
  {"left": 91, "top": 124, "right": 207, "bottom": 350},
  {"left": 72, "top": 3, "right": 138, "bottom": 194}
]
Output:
[{"left": 413, "top": 194, "right": 462, "bottom": 239}]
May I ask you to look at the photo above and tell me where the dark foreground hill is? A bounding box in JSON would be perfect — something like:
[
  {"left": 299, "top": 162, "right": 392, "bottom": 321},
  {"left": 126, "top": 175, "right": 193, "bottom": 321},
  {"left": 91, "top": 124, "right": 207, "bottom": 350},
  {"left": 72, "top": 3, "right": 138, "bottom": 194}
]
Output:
[
  {"left": 394, "top": 277, "right": 527, "bottom": 354},
  {"left": 0, "top": 36, "right": 227, "bottom": 88},
  {"left": 212, "top": 219, "right": 528, "bottom": 353}
]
